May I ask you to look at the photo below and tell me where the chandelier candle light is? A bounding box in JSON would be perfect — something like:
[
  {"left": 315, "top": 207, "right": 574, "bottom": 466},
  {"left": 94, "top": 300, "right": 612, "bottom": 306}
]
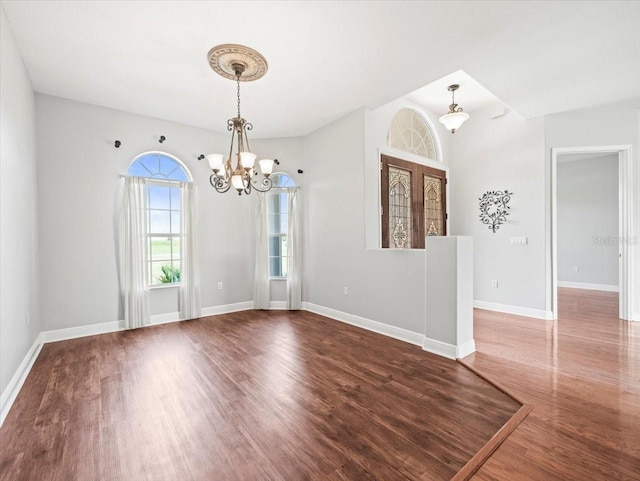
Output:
[
  {"left": 204, "top": 44, "right": 276, "bottom": 195},
  {"left": 439, "top": 84, "right": 469, "bottom": 134}
]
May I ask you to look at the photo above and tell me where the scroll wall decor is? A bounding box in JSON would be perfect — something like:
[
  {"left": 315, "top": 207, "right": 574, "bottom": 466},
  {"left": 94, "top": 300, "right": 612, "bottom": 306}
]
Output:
[{"left": 479, "top": 190, "right": 512, "bottom": 233}]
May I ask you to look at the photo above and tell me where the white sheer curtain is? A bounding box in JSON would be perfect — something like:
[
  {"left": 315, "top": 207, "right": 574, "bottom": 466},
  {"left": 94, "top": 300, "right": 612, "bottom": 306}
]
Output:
[
  {"left": 119, "top": 176, "right": 149, "bottom": 329},
  {"left": 254, "top": 192, "right": 270, "bottom": 309},
  {"left": 179, "top": 182, "right": 201, "bottom": 320},
  {"left": 286, "top": 188, "right": 302, "bottom": 310}
]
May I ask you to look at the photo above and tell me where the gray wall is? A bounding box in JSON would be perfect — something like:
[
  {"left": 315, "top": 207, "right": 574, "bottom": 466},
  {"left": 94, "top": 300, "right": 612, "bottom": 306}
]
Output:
[
  {"left": 0, "top": 7, "right": 42, "bottom": 394},
  {"left": 35, "top": 94, "right": 258, "bottom": 330},
  {"left": 557, "top": 154, "right": 618, "bottom": 287},
  {"left": 303, "top": 109, "right": 427, "bottom": 334},
  {"left": 449, "top": 107, "right": 547, "bottom": 311}
]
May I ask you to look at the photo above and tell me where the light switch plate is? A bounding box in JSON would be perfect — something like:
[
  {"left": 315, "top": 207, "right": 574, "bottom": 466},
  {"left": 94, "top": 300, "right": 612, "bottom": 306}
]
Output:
[{"left": 510, "top": 236, "right": 528, "bottom": 246}]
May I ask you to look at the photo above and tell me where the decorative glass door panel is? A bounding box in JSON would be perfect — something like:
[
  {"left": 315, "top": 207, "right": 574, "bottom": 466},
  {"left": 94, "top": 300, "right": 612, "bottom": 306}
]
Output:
[
  {"left": 424, "top": 174, "right": 444, "bottom": 236},
  {"left": 388, "top": 166, "right": 412, "bottom": 248}
]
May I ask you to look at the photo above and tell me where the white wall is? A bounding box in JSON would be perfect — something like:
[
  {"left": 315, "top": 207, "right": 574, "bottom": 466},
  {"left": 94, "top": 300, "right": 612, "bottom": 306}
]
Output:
[
  {"left": 35, "top": 94, "right": 257, "bottom": 330},
  {"left": 557, "top": 154, "right": 618, "bottom": 287},
  {"left": 546, "top": 105, "right": 639, "bottom": 317},
  {"left": 449, "top": 107, "right": 547, "bottom": 311},
  {"left": 0, "top": 7, "right": 41, "bottom": 394},
  {"left": 304, "top": 109, "right": 428, "bottom": 334}
]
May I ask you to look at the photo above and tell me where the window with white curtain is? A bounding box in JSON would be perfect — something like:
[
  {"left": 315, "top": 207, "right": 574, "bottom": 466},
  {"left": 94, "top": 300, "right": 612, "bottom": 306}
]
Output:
[
  {"left": 267, "top": 173, "right": 296, "bottom": 278},
  {"left": 127, "top": 152, "right": 190, "bottom": 286}
]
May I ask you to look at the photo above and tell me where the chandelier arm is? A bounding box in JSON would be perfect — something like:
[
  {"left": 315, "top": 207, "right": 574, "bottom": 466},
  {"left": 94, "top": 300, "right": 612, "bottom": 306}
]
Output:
[
  {"left": 243, "top": 122, "right": 252, "bottom": 154},
  {"left": 228, "top": 121, "right": 236, "bottom": 163},
  {"left": 250, "top": 176, "right": 273, "bottom": 193},
  {"left": 210, "top": 174, "right": 232, "bottom": 193}
]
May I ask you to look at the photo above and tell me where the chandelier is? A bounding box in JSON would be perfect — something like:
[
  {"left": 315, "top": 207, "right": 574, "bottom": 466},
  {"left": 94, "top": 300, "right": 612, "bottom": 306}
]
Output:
[
  {"left": 204, "top": 44, "right": 276, "bottom": 195},
  {"left": 439, "top": 84, "right": 469, "bottom": 134}
]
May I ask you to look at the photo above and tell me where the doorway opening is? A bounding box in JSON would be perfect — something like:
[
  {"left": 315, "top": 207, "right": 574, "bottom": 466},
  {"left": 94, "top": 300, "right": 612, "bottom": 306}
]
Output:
[{"left": 549, "top": 146, "right": 635, "bottom": 321}]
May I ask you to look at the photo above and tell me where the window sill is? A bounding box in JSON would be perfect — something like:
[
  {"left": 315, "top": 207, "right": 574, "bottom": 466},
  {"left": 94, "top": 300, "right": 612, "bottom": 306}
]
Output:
[
  {"left": 269, "top": 277, "right": 288, "bottom": 281},
  {"left": 149, "top": 283, "right": 180, "bottom": 290}
]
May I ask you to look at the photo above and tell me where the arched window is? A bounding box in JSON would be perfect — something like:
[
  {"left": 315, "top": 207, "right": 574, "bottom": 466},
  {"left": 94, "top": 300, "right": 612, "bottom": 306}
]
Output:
[
  {"left": 267, "top": 173, "right": 296, "bottom": 277},
  {"left": 387, "top": 109, "right": 438, "bottom": 161},
  {"left": 127, "top": 152, "right": 191, "bottom": 285}
]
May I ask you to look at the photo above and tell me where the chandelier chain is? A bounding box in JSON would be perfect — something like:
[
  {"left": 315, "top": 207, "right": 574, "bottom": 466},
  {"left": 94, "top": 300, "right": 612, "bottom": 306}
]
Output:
[{"left": 236, "top": 74, "right": 241, "bottom": 118}]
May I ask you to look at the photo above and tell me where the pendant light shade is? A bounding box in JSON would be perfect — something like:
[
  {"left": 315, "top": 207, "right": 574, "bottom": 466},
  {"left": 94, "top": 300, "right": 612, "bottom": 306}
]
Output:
[{"left": 439, "top": 111, "right": 469, "bottom": 133}]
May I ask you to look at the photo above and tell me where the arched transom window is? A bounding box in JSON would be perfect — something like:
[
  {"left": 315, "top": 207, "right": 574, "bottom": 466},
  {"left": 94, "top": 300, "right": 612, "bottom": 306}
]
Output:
[{"left": 387, "top": 109, "right": 438, "bottom": 161}]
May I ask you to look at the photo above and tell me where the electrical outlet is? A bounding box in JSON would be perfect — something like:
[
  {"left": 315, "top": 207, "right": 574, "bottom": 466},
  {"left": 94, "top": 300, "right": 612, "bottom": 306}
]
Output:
[
  {"left": 491, "top": 280, "right": 498, "bottom": 288},
  {"left": 573, "top": 266, "right": 580, "bottom": 272},
  {"left": 343, "top": 286, "right": 349, "bottom": 295},
  {"left": 218, "top": 282, "right": 223, "bottom": 290}
]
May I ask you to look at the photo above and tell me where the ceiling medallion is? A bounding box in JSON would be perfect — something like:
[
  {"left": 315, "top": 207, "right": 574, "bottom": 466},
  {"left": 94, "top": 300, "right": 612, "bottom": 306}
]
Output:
[{"left": 207, "top": 44, "right": 268, "bottom": 82}]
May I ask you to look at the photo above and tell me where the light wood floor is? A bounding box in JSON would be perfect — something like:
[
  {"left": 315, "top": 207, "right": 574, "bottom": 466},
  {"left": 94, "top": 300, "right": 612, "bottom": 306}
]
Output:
[
  {"left": 1, "top": 310, "right": 519, "bottom": 481},
  {"left": 469, "top": 288, "right": 640, "bottom": 480}
]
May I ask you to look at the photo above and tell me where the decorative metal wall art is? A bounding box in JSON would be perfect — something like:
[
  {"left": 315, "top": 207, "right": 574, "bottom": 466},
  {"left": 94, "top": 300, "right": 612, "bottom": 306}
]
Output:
[{"left": 479, "top": 190, "right": 513, "bottom": 233}]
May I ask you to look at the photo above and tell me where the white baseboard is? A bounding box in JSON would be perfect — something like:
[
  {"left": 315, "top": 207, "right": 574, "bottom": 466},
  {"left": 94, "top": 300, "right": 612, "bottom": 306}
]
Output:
[
  {"left": 0, "top": 334, "right": 43, "bottom": 426},
  {"left": 632, "top": 312, "right": 640, "bottom": 323},
  {"left": 422, "top": 337, "right": 456, "bottom": 360},
  {"left": 557, "top": 281, "right": 619, "bottom": 292},
  {"left": 457, "top": 339, "right": 476, "bottom": 359},
  {"left": 474, "top": 300, "right": 553, "bottom": 320},
  {"left": 269, "top": 301, "right": 287, "bottom": 310},
  {"left": 201, "top": 301, "right": 253, "bottom": 316},
  {"left": 303, "top": 302, "right": 425, "bottom": 347},
  {"left": 41, "top": 320, "right": 125, "bottom": 343}
]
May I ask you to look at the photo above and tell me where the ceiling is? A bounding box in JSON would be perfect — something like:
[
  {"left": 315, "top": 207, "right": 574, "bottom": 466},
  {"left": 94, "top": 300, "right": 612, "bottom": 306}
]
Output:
[{"left": 3, "top": 1, "right": 640, "bottom": 138}]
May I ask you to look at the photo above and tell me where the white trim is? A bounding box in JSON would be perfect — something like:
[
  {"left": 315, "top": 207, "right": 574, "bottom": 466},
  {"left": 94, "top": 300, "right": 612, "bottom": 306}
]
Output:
[
  {"left": 148, "top": 283, "right": 180, "bottom": 290},
  {"left": 41, "top": 321, "right": 125, "bottom": 343},
  {"left": 633, "top": 311, "right": 640, "bottom": 322},
  {"left": 549, "top": 145, "right": 635, "bottom": 321},
  {"left": 201, "top": 301, "right": 253, "bottom": 317},
  {"left": 456, "top": 339, "right": 476, "bottom": 359},
  {"left": 269, "top": 301, "right": 287, "bottom": 310},
  {"left": 557, "top": 281, "right": 619, "bottom": 292},
  {"left": 474, "top": 300, "right": 554, "bottom": 320},
  {"left": 149, "top": 311, "right": 181, "bottom": 325},
  {"left": 303, "top": 302, "right": 425, "bottom": 347},
  {"left": 0, "top": 334, "right": 43, "bottom": 426},
  {"left": 422, "top": 337, "right": 456, "bottom": 360}
]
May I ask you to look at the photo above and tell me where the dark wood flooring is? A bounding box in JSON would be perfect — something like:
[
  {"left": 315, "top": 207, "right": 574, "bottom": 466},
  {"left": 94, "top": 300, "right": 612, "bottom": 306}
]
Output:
[
  {"left": 469, "top": 288, "right": 640, "bottom": 480},
  {"left": 1, "top": 310, "right": 519, "bottom": 481}
]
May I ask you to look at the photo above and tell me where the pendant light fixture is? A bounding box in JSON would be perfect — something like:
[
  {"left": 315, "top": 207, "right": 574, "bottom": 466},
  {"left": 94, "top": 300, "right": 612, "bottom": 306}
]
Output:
[
  {"left": 439, "top": 84, "right": 469, "bottom": 134},
  {"left": 203, "top": 44, "right": 275, "bottom": 195}
]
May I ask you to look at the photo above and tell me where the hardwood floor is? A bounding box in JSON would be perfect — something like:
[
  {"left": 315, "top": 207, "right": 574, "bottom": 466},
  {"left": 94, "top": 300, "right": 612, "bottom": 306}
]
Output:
[
  {"left": 1, "top": 310, "right": 520, "bottom": 481},
  {"left": 468, "top": 288, "right": 640, "bottom": 480}
]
